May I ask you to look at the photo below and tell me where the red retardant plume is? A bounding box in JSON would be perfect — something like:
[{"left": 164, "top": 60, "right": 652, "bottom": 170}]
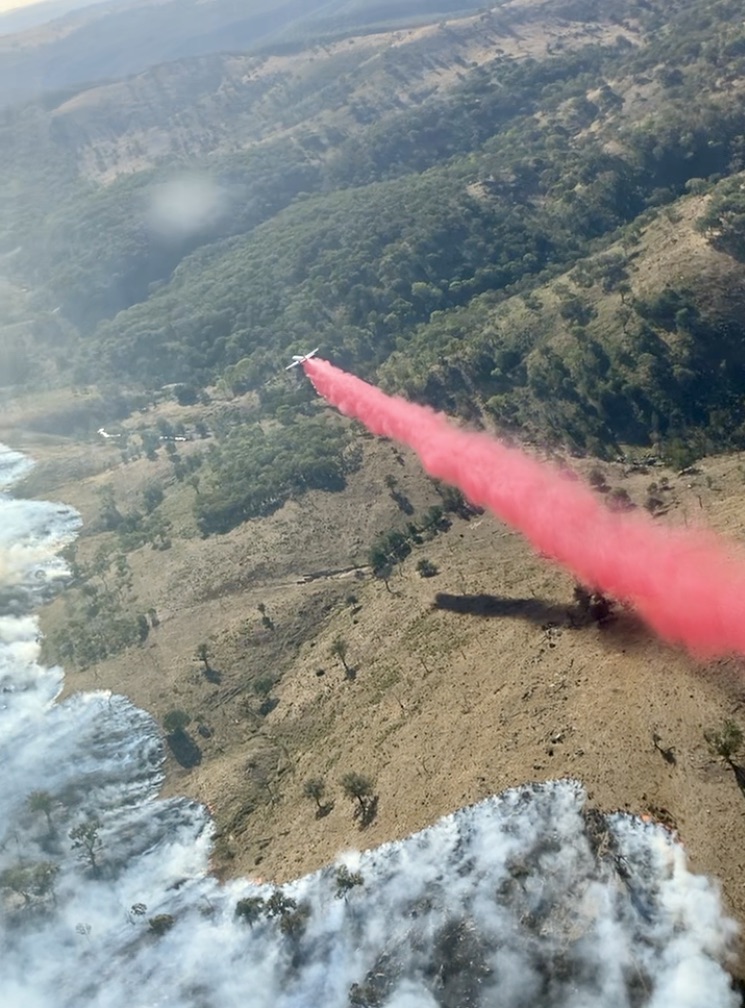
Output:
[{"left": 304, "top": 356, "right": 745, "bottom": 658}]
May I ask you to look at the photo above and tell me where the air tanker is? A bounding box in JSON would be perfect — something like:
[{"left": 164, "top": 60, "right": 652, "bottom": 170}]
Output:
[{"left": 285, "top": 347, "right": 319, "bottom": 370}]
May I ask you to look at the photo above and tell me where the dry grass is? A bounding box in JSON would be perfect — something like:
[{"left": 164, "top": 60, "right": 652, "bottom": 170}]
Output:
[
  {"left": 16, "top": 413, "right": 745, "bottom": 980},
  {"left": 8, "top": 204, "right": 745, "bottom": 976}
]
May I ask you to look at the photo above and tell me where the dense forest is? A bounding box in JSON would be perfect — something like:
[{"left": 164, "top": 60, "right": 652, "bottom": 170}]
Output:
[{"left": 3, "top": 0, "right": 745, "bottom": 471}]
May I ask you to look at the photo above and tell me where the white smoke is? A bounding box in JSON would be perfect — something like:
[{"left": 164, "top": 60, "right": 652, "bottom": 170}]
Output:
[
  {"left": 0, "top": 447, "right": 32, "bottom": 489},
  {"left": 0, "top": 444, "right": 740, "bottom": 1008},
  {"left": 146, "top": 173, "right": 227, "bottom": 241}
]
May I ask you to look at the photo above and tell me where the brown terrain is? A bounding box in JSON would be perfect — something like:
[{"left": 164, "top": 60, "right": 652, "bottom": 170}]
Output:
[
  {"left": 4, "top": 384, "right": 745, "bottom": 980},
  {"left": 2, "top": 0, "right": 745, "bottom": 984}
]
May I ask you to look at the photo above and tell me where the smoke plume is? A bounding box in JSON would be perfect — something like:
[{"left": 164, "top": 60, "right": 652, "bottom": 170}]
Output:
[{"left": 304, "top": 358, "right": 745, "bottom": 658}]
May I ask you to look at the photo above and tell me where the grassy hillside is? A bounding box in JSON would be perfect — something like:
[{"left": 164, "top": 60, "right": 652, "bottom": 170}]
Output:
[
  {"left": 0, "top": 0, "right": 482, "bottom": 107},
  {"left": 10, "top": 398, "right": 745, "bottom": 984},
  {"left": 5, "top": 0, "right": 745, "bottom": 983},
  {"left": 3, "top": 0, "right": 745, "bottom": 463}
]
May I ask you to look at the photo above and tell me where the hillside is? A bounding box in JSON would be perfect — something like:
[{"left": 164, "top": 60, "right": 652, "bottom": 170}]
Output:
[
  {"left": 4, "top": 0, "right": 745, "bottom": 465},
  {"left": 8, "top": 384, "right": 745, "bottom": 984},
  {"left": 5, "top": 186, "right": 745, "bottom": 970},
  {"left": 0, "top": 0, "right": 483, "bottom": 107},
  {"left": 4, "top": 0, "right": 745, "bottom": 992}
]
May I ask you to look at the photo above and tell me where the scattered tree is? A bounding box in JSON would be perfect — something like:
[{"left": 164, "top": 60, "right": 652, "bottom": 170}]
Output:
[
  {"left": 162, "top": 709, "right": 202, "bottom": 767},
  {"left": 0, "top": 861, "right": 59, "bottom": 906},
  {"left": 257, "top": 602, "right": 275, "bottom": 631},
  {"left": 253, "top": 674, "right": 276, "bottom": 698},
  {"left": 416, "top": 558, "right": 439, "bottom": 578},
  {"left": 163, "top": 709, "right": 191, "bottom": 735},
  {"left": 607, "top": 487, "right": 634, "bottom": 512},
  {"left": 265, "top": 888, "right": 297, "bottom": 918},
  {"left": 334, "top": 864, "right": 364, "bottom": 899},
  {"left": 705, "top": 720, "right": 744, "bottom": 767},
  {"left": 279, "top": 901, "right": 311, "bottom": 937},
  {"left": 69, "top": 818, "right": 103, "bottom": 872},
  {"left": 27, "top": 790, "right": 55, "bottom": 835},
  {"left": 588, "top": 466, "right": 607, "bottom": 491},
  {"left": 148, "top": 913, "right": 176, "bottom": 936},
  {"left": 174, "top": 383, "right": 199, "bottom": 406},
  {"left": 572, "top": 584, "right": 614, "bottom": 625},
  {"left": 330, "top": 637, "right": 351, "bottom": 675},
  {"left": 195, "top": 643, "right": 212, "bottom": 672},
  {"left": 142, "top": 481, "right": 164, "bottom": 513},
  {"left": 303, "top": 777, "right": 327, "bottom": 810},
  {"left": 235, "top": 896, "right": 266, "bottom": 925},
  {"left": 652, "top": 731, "right": 676, "bottom": 766},
  {"left": 341, "top": 772, "right": 374, "bottom": 813}
]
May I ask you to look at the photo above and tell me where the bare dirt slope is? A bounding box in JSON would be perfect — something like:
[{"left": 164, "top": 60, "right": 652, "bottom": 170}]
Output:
[{"left": 10, "top": 418, "right": 745, "bottom": 979}]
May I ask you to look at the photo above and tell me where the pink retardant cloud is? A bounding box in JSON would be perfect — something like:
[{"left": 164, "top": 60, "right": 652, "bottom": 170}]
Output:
[{"left": 305, "top": 357, "right": 745, "bottom": 658}]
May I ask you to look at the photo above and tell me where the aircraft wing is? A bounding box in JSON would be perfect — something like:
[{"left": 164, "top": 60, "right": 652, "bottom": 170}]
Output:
[{"left": 285, "top": 348, "right": 319, "bottom": 370}]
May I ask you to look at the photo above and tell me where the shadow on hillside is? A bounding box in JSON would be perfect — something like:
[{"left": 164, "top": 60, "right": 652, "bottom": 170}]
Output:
[
  {"left": 433, "top": 591, "right": 659, "bottom": 653},
  {"left": 593, "top": 607, "right": 656, "bottom": 651},
  {"left": 166, "top": 730, "right": 202, "bottom": 769},
  {"left": 433, "top": 592, "right": 569, "bottom": 624},
  {"left": 730, "top": 762, "right": 745, "bottom": 799},
  {"left": 355, "top": 794, "right": 379, "bottom": 830}
]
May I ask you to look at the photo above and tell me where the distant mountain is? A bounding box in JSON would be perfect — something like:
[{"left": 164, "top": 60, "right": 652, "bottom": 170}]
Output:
[
  {"left": 0, "top": 0, "right": 481, "bottom": 107},
  {"left": 0, "top": 0, "right": 107, "bottom": 37}
]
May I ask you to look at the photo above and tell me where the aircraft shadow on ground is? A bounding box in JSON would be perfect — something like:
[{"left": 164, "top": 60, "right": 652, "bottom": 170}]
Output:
[
  {"left": 432, "top": 593, "right": 570, "bottom": 625},
  {"left": 432, "top": 592, "right": 656, "bottom": 651}
]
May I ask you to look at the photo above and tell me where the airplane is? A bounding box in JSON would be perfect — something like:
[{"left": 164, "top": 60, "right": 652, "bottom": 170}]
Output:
[{"left": 285, "top": 347, "right": 319, "bottom": 370}]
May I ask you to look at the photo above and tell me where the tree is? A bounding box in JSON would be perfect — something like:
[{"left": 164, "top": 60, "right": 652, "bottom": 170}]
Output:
[
  {"left": 330, "top": 637, "right": 351, "bottom": 675},
  {"left": 334, "top": 864, "right": 364, "bottom": 899},
  {"left": 148, "top": 913, "right": 175, "bottom": 936},
  {"left": 607, "top": 487, "right": 634, "bottom": 512},
  {"left": 163, "top": 709, "right": 191, "bottom": 735},
  {"left": 341, "top": 772, "right": 374, "bottom": 813},
  {"left": 588, "top": 466, "right": 607, "bottom": 491},
  {"left": 265, "top": 888, "right": 296, "bottom": 918},
  {"left": 705, "top": 720, "right": 744, "bottom": 767},
  {"left": 195, "top": 643, "right": 212, "bottom": 672},
  {"left": 235, "top": 896, "right": 266, "bottom": 925},
  {"left": 416, "top": 558, "right": 439, "bottom": 578},
  {"left": 174, "top": 383, "right": 198, "bottom": 406},
  {"left": 303, "top": 777, "right": 327, "bottom": 810},
  {"left": 136, "top": 613, "right": 150, "bottom": 642},
  {"left": 142, "top": 481, "right": 164, "bottom": 513},
  {"left": 69, "top": 818, "right": 102, "bottom": 871},
  {"left": 162, "top": 709, "right": 202, "bottom": 768},
  {"left": 374, "top": 560, "right": 394, "bottom": 593},
  {"left": 0, "top": 861, "right": 58, "bottom": 906},
  {"left": 96, "top": 484, "right": 123, "bottom": 531},
  {"left": 279, "top": 901, "right": 311, "bottom": 938},
  {"left": 27, "top": 790, "right": 55, "bottom": 834}
]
